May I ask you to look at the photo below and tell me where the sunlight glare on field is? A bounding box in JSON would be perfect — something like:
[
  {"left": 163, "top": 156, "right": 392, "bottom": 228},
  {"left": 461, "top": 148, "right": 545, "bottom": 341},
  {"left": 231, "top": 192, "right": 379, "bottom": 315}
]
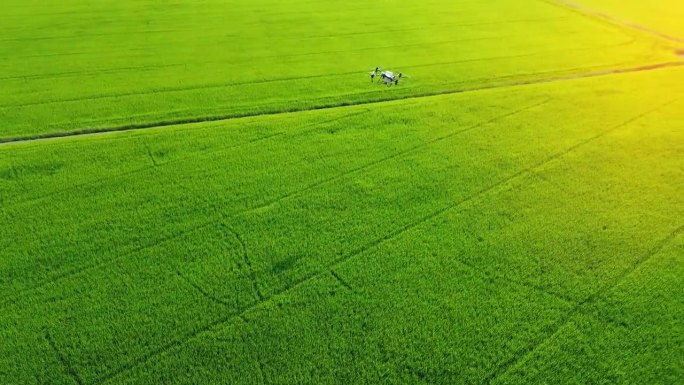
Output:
[{"left": 578, "top": 0, "right": 684, "bottom": 39}]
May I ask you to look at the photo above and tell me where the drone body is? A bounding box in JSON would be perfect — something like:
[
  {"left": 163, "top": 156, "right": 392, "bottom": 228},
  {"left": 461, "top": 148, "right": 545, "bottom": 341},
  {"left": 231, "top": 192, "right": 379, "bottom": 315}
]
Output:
[{"left": 370, "top": 67, "right": 405, "bottom": 86}]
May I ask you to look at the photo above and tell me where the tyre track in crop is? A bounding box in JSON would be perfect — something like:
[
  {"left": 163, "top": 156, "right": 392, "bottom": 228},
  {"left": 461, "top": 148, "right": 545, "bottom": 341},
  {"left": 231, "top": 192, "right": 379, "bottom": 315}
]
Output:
[
  {"left": 5, "top": 100, "right": 547, "bottom": 385},
  {"left": 0, "top": 37, "right": 634, "bottom": 111},
  {"left": 224, "top": 225, "right": 264, "bottom": 301},
  {"left": 44, "top": 328, "right": 85, "bottom": 385},
  {"left": 164, "top": 175, "right": 250, "bottom": 309},
  {"left": 0, "top": 26, "right": 231, "bottom": 43},
  {"left": 142, "top": 140, "right": 158, "bottom": 167},
  {"left": 454, "top": 256, "right": 575, "bottom": 304},
  {"left": 0, "top": 15, "right": 566, "bottom": 44},
  {"left": 0, "top": 131, "right": 279, "bottom": 212},
  {"left": 4, "top": 51, "right": 679, "bottom": 146},
  {"left": 1, "top": 24, "right": 567, "bottom": 84},
  {"left": 0, "top": 52, "right": 544, "bottom": 109},
  {"left": 330, "top": 270, "right": 353, "bottom": 291},
  {"left": 174, "top": 269, "right": 233, "bottom": 307},
  {"left": 228, "top": 314, "right": 268, "bottom": 385},
  {"left": 544, "top": 0, "right": 684, "bottom": 45},
  {"left": 0, "top": 19, "right": 630, "bottom": 77},
  {"left": 1, "top": 108, "right": 372, "bottom": 212},
  {"left": 92, "top": 101, "right": 531, "bottom": 306},
  {"left": 301, "top": 16, "right": 568, "bottom": 40},
  {"left": 0, "top": 63, "right": 182, "bottom": 82},
  {"left": 483, "top": 223, "right": 684, "bottom": 385},
  {"left": 0, "top": 221, "right": 214, "bottom": 309},
  {"left": 480, "top": 100, "right": 682, "bottom": 385},
  {"left": 0, "top": 90, "right": 661, "bottom": 310},
  {"left": 0, "top": 17, "right": 566, "bottom": 82},
  {"left": 0, "top": 35, "right": 498, "bottom": 82},
  {"left": 244, "top": 99, "right": 550, "bottom": 214},
  {"left": 1, "top": 65, "right": 680, "bottom": 306},
  {"left": 0, "top": 110, "right": 375, "bottom": 307},
  {"left": 0, "top": 46, "right": 148, "bottom": 61},
  {"left": 93, "top": 98, "right": 659, "bottom": 384}
]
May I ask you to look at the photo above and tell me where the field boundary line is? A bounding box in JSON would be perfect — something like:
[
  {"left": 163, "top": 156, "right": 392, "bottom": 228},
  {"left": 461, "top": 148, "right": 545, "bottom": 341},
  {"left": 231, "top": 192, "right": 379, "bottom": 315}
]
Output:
[
  {"left": 93, "top": 97, "right": 668, "bottom": 385},
  {"left": 544, "top": 0, "right": 684, "bottom": 45},
  {"left": 2, "top": 60, "right": 683, "bottom": 146},
  {"left": 44, "top": 328, "right": 85, "bottom": 385}
]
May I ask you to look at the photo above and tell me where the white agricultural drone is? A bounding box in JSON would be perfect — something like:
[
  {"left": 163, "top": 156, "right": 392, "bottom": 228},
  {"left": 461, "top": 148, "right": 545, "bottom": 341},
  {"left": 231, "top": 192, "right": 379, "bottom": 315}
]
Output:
[{"left": 369, "top": 67, "right": 406, "bottom": 86}]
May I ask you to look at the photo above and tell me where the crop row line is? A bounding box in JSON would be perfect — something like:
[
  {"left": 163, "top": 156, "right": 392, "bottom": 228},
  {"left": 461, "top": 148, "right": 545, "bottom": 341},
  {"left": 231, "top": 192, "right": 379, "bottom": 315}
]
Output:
[
  {"left": 329, "top": 270, "right": 353, "bottom": 291},
  {"left": 481, "top": 98, "right": 682, "bottom": 384},
  {"left": 0, "top": 109, "right": 379, "bottom": 307},
  {"left": 244, "top": 2, "right": 533, "bottom": 22},
  {"left": 0, "top": 130, "right": 285, "bottom": 211},
  {"left": 2, "top": 107, "right": 366, "bottom": 211},
  {"left": 0, "top": 15, "right": 565, "bottom": 44},
  {"left": 5, "top": 100, "right": 548, "bottom": 384},
  {"left": 92, "top": 96, "right": 659, "bottom": 385},
  {"left": 44, "top": 328, "right": 85, "bottom": 385},
  {"left": 454, "top": 255, "right": 575, "bottom": 304},
  {"left": 0, "top": 62, "right": 180, "bottom": 82},
  {"left": 174, "top": 269, "right": 233, "bottom": 307},
  {"left": 224, "top": 224, "right": 264, "bottom": 301},
  {"left": 3, "top": 56, "right": 679, "bottom": 148},
  {"left": 2, "top": 34, "right": 509, "bottom": 74},
  {"left": 544, "top": 0, "right": 684, "bottom": 45},
  {"left": 296, "top": 16, "right": 568, "bottom": 40},
  {"left": 0, "top": 38, "right": 636, "bottom": 111},
  {"left": 0, "top": 36, "right": 447, "bottom": 81},
  {"left": 2, "top": 59, "right": 679, "bottom": 307},
  {"left": 482, "top": 222, "right": 684, "bottom": 385}
]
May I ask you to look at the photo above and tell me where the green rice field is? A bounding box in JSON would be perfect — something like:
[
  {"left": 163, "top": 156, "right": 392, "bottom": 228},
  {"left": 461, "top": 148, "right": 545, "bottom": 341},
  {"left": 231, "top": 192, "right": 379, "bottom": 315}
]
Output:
[{"left": 1, "top": 0, "right": 683, "bottom": 384}]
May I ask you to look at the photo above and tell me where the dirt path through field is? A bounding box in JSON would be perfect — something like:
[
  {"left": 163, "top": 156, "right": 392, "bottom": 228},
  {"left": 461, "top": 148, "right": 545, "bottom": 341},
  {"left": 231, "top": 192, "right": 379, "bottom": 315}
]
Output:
[{"left": 1, "top": 60, "right": 682, "bottom": 147}]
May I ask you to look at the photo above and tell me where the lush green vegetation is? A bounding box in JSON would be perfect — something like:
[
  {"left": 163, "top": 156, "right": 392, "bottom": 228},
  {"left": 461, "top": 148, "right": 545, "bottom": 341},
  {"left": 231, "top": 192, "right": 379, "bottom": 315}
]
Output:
[
  {"left": 1, "top": 0, "right": 683, "bottom": 384},
  {"left": 0, "top": 0, "right": 676, "bottom": 140}
]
